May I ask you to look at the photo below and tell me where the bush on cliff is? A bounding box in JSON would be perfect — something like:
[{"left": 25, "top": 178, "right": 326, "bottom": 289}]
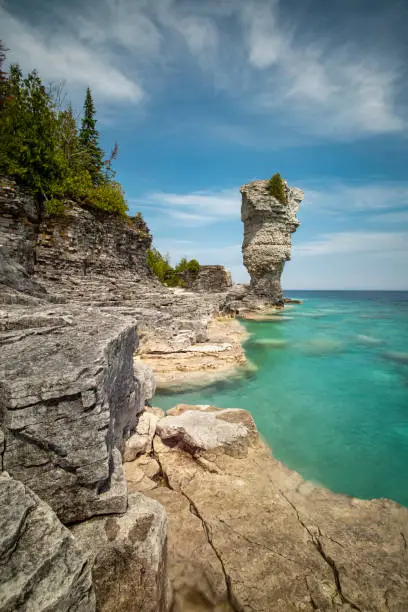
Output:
[
  {"left": 0, "top": 43, "right": 132, "bottom": 219},
  {"left": 175, "top": 258, "right": 200, "bottom": 276},
  {"left": 267, "top": 173, "right": 287, "bottom": 204}
]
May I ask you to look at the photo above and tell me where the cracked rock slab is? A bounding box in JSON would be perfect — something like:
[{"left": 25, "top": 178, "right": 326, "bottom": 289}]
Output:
[
  {"left": 71, "top": 492, "right": 171, "bottom": 612},
  {"left": 0, "top": 472, "right": 95, "bottom": 612},
  {"left": 149, "top": 405, "right": 408, "bottom": 612}
]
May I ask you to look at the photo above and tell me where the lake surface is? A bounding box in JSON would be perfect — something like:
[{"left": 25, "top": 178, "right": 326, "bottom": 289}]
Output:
[{"left": 155, "top": 291, "right": 408, "bottom": 507}]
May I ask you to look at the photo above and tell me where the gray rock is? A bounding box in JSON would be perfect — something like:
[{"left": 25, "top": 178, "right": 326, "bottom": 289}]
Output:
[
  {"left": 0, "top": 306, "right": 139, "bottom": 523},
  {"left": 134, "top": 361, "right": 156, "bottom": 405},
  {"left": 0, "top": 472, "right": 95, "bottom": 612},
  {"left": 124, "top": 411, "right": 159, "bottom": 462},
  {"left": 71, "top": 492, "right": 170, "bottom": 612},
  {"left": 241, "top": 179, "right": 304, "bottom": 305},
  {"left": 182, "top": 265, "right": 232, "bottom": 293}
]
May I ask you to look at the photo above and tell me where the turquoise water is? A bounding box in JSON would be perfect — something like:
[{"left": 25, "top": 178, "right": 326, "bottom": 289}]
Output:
[{"left": 156, "top": 291, "right": 408, "bottom": 507}]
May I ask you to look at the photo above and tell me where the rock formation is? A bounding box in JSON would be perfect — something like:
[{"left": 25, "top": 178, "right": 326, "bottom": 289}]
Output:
[
  {"left": 0, "top": 473, "right": 96, "bottom": 611},
  {"left": 241, "top": 179, "right": 304, "bottom": 305},
  {"left": 181, "top": 265, "right": 232, "bottom": 293}
]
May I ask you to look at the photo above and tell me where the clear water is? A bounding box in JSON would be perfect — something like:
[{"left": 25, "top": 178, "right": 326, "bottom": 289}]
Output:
[{"left": 155, "top": 291, "right": 408, "bottom": 507}]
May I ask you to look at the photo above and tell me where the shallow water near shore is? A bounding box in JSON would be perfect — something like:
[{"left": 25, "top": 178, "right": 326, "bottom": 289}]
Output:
[{"left": 156, "top": 291, "right": 408, "bottom": 507}]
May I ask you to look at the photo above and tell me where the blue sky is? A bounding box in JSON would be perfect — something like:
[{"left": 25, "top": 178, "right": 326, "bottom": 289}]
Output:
[{"left": 2, "top": 0, "right": 408, "bottom": 289}]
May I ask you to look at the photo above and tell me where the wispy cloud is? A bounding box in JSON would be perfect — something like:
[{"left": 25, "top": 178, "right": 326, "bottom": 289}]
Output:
[
  {"left": 296, "top": 231, "right": 408, "bottom": 257},
  {"left": 242, "top": 3, "right": 405, "bottom": 138},
  {"left": 3, "top": 0, "right": 406, "bottom": 140},
  {"left": 302, "top": 181, "right": 408, "bottom": 215},
  {"left": 136, "top": 189, "right": 241, "bottom": 226}
]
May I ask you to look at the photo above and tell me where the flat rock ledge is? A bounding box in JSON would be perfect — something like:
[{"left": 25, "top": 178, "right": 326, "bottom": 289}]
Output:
[
  {"left": 0, "top": 472, "right": 95, "bottom": 612},
  {"left": 125, "top": 405, "right": 408, "bottom": 612}
]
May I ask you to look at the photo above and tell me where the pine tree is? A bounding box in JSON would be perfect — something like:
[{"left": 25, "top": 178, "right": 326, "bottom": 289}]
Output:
[
  {"left": 79, "top": 87, "right": 104, "bottom": 185},
  {"left": 0, "top": 40, "right": 8, "bottom": 111}
]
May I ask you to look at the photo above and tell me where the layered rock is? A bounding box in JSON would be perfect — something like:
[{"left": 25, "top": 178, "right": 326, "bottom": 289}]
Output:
[
  {"left": 241, "top": 179, "right": 304, "bottom": 305},
  {"left": 126, "top": 405, "right": 408, "bottom": 612},
  {"left": 0, "top": 473, "right": 96, "bottom": 611},
  {"left": 181, "top": 265, "right": 232, "bottom": 293},
  {"left": 0, "top": 305, "right": 141, "bottom": 524},
  {"left": 71, "top": 493, "right": 170, "bottom": 612}
]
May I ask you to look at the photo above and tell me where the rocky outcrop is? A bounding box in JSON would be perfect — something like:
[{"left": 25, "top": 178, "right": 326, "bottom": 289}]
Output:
[
  {"left": 241, "top": 179, "right": 304, "bottom": 305},
  {"left": 0, "top": 472, "right": 96, "bottom": 611},
  {"left": 0, "top": 305, "right": 141, "bottom": 524},
  {"left": 185, "top": 265, "right": 232, "bottom": 293},
  {"left": 71, "top": 492, "right": 170, "bottom": 612},
  {"left": 127, "top": 405, "right": 408, "bottom": 612}
]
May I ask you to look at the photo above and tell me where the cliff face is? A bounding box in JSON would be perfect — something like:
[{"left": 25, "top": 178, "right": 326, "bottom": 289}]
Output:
[
  {"left": 241, "top": 179, "right": 304, "bottom": 305},
  {"left": 36, "top": 203, "right": 152, "bottom": 289}
]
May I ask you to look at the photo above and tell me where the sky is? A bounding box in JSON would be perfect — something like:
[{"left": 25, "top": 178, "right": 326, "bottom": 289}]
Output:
[{"left": 2, "top": 0, "right": 408, "bottom": 289}]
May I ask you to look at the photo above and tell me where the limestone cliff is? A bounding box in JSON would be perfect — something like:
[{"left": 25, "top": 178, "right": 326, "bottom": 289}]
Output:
[{"left": 241, "top": 179, "right": 304, "bottom": 305}]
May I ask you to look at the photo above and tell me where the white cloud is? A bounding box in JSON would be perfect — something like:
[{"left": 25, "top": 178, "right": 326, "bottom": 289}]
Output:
[
  {"left": 302, "top": 181, "right": 408, "bottom": 214},
  {"left": 296, "top": 231, "right": 408, "bottom": 257},
  {"left": 138, "top": 189, "right": 241, "bottom": 226},
  {"left": 243, "top": 3, "right": 405, "bottom": 137},
  {"left": 1, "top": 6, "right": 143, "bottom": 103}
]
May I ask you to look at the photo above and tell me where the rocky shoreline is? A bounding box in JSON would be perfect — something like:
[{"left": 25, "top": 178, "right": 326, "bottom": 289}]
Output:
[{"left": 1, "top": 176, "right": 408, "bottom": 611}]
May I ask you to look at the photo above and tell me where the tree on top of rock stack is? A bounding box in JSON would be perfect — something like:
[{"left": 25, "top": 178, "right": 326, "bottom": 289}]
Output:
[
  {"left": 79, "top": 87, "right": 105, "bottom": 185},
  {"left": 268, "top": 173, "right": 287, "bottom": 204}
]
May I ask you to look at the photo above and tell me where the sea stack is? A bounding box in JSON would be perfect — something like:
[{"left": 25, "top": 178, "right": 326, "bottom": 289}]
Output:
[{"left": 241, "top": 179, "right": 304, "bottom": 305}]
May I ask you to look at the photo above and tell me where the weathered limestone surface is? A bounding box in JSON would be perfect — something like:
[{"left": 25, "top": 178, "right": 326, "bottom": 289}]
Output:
[
  {"left": 143, "top": 405, "right": 408, "bottom": 612},
  {"left": 241, "top": 179, "right": 304, "bottom": 305},
  {"left": 0, "top": 306, "right": 141, "bottom": 524},
  {"left": 0, "top": 472, "right": 96, "bottom": 612},
  {"left": 71, "top": 492, "right": 170, "bottom": 612},
  {"left": 189, "top": 265, "right": 232, "bottom": 293}
]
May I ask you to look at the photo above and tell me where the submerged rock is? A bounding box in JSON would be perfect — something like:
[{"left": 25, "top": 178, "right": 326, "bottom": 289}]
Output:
[
  {"left": 241, "top": 179, "right": 304, "bottom": 305},
  {"left": 0, "top": 472, "right": 95, "bottom": 612}
]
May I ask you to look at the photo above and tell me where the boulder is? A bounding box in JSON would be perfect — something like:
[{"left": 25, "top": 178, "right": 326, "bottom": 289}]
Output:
[
  {"left": 0, "top": 472, "right": 95, "bottom": 612},
  {"left": 71, "top": 493, "right": 171, "bottom": 612},
  {"left": 0, "top": 306, "right": 139, "bottom": 523},
  {"left": 156, "top": 406, "right": 256, "bottom": 458}
]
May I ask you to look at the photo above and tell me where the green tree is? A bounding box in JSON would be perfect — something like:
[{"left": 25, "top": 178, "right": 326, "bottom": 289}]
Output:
[
  {"left": 267, "top": 173, "right": 286, "bottom": 204},
  {"left": 79, "top": 87, "right": 104, "bottom": 185},
  {"left": 0, "top": 40, "right": 8, "bottom": 111},
  {"left": 0, "top": 65, "right": 63, "bottom": 196},
  {"left": 147, "top": 249, "right": 172, "bottom": 283}
]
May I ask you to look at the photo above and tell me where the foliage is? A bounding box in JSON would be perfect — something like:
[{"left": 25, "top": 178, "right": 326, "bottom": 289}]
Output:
[
  {"left": 0, "top": 40, "right": 8, "bottom": 111},
  {"left": 175, "top": 257, "right": 200, "bottom": 275},
  {"left": 0, "top": 49, "right": 133, "bottom": 220},
  {"left": 44, "top": 198, "right": 66, "bottom": 216},
  {"left": 146, "top": 249, "right": 172, "bottom": 283},
  {"left": 84, "top": 181, "right": 128, "bottom": 216},
  {"left": 147, "top": 249, "right": 200, "bottom": 287},
  {"left": 267, "top": 173, "right": 287, "bottom": 204},
  {"left": 0, "top": 65, "right": 64, "bottom": 196},
  {"left": 79, "top": 87, "right": 105, "bottom": 185}
]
